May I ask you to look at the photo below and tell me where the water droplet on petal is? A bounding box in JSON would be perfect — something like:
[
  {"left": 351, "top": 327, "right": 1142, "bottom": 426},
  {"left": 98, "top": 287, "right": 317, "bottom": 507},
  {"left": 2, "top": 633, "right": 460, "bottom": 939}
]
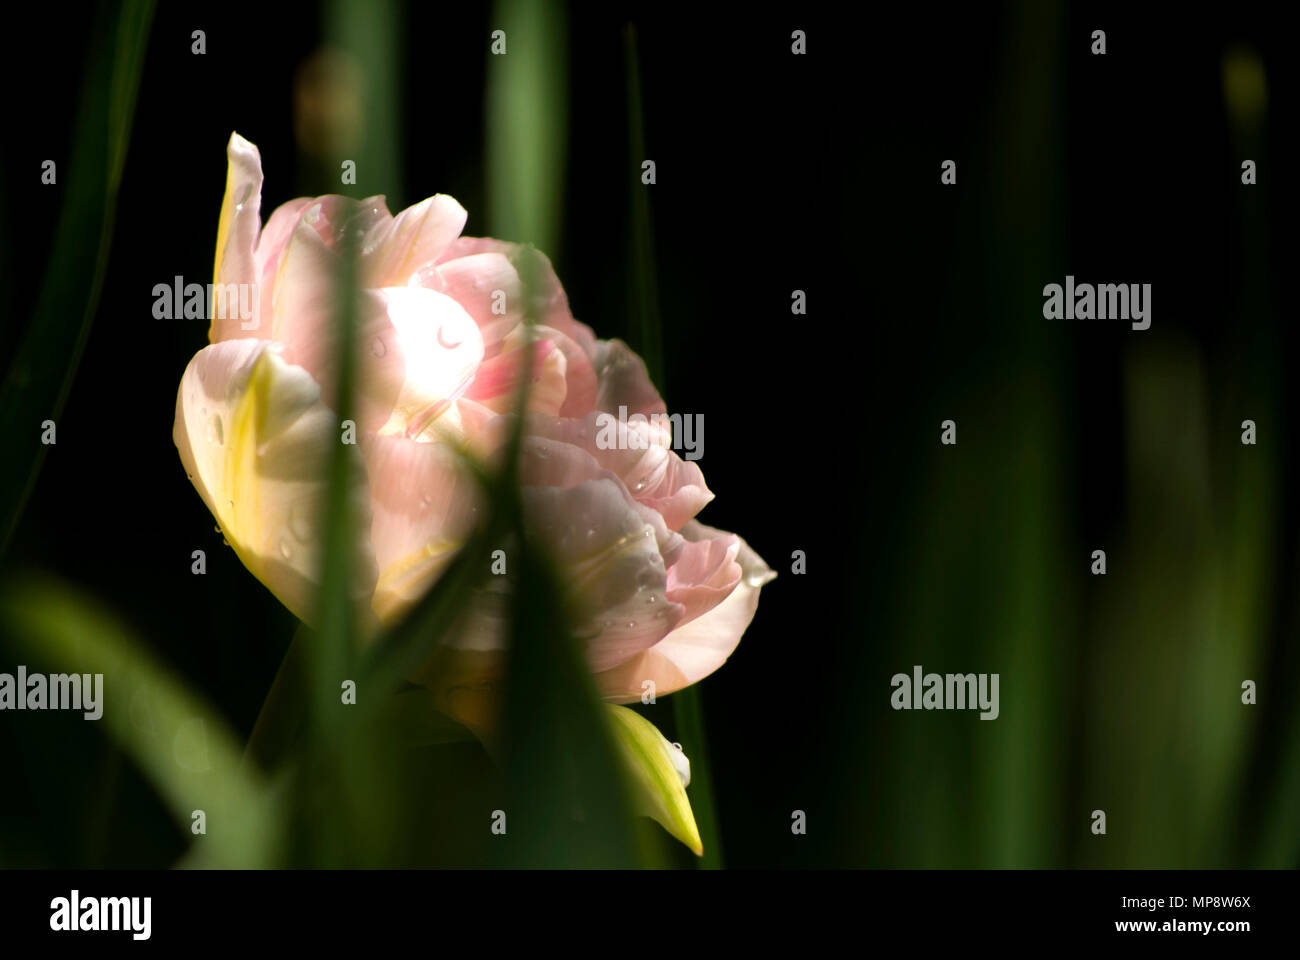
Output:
[
  {"left": 647, "top": 595, "right": 657, "bottom": 604},
  {"left": 626, "top": 620, "right": 636, "bottom": 629},
  {"left": 634, "top": 480, "right": 646, "bottom": 492},
  {"left": 279, "top": 539, "right": 293, "bottom": 560},
  {"left": 437, "top": 324, "right": 463, "bottom": 349},
  {"left": 289, "top": 504, "right": 313, "bottom": 542},
  {"left": 370, "top": 337, "right": 387, "bottom": 358}
]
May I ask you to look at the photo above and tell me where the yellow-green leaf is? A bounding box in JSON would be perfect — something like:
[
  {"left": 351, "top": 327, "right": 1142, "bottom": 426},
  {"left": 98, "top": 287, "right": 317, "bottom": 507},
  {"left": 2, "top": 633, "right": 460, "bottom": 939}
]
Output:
[
  {"left": 606, "top": 704, "right": 702, "bottom": 857},
  {"left": 0, "top": 575, "right": 281, "bottom": 867}
]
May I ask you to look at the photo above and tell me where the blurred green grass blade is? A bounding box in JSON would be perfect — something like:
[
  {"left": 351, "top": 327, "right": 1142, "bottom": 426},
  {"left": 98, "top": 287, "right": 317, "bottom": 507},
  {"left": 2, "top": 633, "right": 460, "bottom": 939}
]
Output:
[
  {"left": 487, "top": 0, "right": 566, "bottom": 254},
  {"left": 314, "top": 0, "right": 407, "bottom": 731},
  {"left": 296, "top": 215, "right": 367, "bottom": 867},
  {"left": 360, "top": 495, "right": 499, "bottom": 691},
  {"left": 0, "top": 0, "right": 155, "bottom": 556},
  {"left": 312, "top": 220, "right": 362, "bottom": 736},
  {"left": 672, "top": 687, "right": 723, "bottom": 867},
  {"left": 0, "top": 575, "right": 280, "bottom": 867},
  {"left": 624, "top": 24, "right": 721, "bottom": 867},
  {"left": 483, "top": 0, "right": 644, "bottom": 865},
  {"left": 502, "top": 538, "right": 641, "bottom": 867},
  {"left": 327, "top": 0, "right": 403, "bottom": 201},
  {"left": 243, "top": 626, "right": 310, "bottom": 771},
  {"left": 284, "top": 0, "right": 407, "bottom": 866}
]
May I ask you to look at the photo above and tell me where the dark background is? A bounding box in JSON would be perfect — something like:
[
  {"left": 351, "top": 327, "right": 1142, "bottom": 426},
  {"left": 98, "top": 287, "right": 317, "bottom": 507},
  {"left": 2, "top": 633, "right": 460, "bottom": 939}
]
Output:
[{"left": 0, "top": 0, "right": 1295, "bottom": 867}]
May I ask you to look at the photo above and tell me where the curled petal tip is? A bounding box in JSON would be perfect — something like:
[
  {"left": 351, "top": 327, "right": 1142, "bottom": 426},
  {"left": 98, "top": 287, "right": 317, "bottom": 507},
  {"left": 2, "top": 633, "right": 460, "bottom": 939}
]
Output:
[{"left": 227, "top": 131, "right": 259, "bottom": 159}]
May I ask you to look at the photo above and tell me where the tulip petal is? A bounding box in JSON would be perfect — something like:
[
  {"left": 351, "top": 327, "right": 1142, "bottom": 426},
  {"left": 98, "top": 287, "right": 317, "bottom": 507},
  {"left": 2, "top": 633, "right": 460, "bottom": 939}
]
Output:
[
  {"left": 362, "top": 194, "right": 468, "bottom": 287},
  {"left": 593, "top": 339, "right": 668, "bottom": 418},
  {"left": 533, "top": 413, "right": 713, "bottom": 530},
  {"left": 250, "top": 197, "right": 312, "bottom": 335},
  {"left": 269, "top": 221, "right": 407, "bottom": 432},
  {"left": 664, "top": 529, "right": 742, "bottom": 624},
  {"left": 522, "top": 474, "right": 685, "bottom": 672},
  {"left": 464, "top": 331, "right": 568, "bottom": 416},
  {"left": 436, "top": 237, "right": 600, "bottom": 360},
  {"left": 606, "top": 705, "right": 702, "bottom": 856},
  {"left": 270, "top": 220, "right": 485, "bottom": 437},
  {"left": 376, "top": 287, "right": 487, "bottom": 439},
  {"left": 210, "top": 133, "right": 264, "bottom": 342},
  {"left": 537, "top": 325, "right": 598, "bottom": 418},
  {"left": 173, "top": 339, "right": 377, "bottom": 627},
  {"left": 414, "top": 251, "right": 523, "bottom": 351},
  {"left": 363, "top": 434, "right": 482, "bottom": 624},
  {"left": 593, "top": 525, "right": 774, "bottom": 703}
]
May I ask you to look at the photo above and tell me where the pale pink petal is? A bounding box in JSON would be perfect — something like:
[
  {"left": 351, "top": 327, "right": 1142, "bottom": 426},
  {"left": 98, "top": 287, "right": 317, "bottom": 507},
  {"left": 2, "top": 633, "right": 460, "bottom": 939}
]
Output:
[
  {"left": 537, "top": 325, "right": 598, "bottom": 417},
  {"left": 593, "top": 526, "right": 774, "bottom": 702},
  {"left": 363, "top": 435, "right": 482, "bottom": 624},
  {"left": 532, "top": 413, "right": 712, "bottom": 530},
  {"left": 270, "top": 221, "right": 485, "bottom": 437},
  {"left": 250, "top": 197, "right": 312, "bottom": 331},
  {"left": 210, "top": 133, "right": 264, "bottom": 343},
  {"left": 437, "top": 238, "right": 599, "bottom": 360},
  {"left": 363, "top": 195, "right": 468, "bottom": 287},
  {"left": 266, "top": 221, "right": 400, "bottom": 433},
  {"left": 663, "top": 528, "right": 741, "bottom": 625},
  {"left": 593, "top": 339, "right": 668, "bottom": 417},
  {"left": 412, "top": 251, "right": 523, "bottom": 352},
  {"left": 522, "top": 475, "right": 685, "bottom": 671},
  {"left": 434, "top": 236, "right": 508, "bottom": 263},
  {"left": 464, "top": 333, "right": 568, "bottom": 417}
]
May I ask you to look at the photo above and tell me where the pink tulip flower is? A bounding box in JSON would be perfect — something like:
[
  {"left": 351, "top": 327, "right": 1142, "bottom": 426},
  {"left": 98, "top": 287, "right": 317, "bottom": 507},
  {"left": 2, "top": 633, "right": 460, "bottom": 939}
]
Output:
[{"left": 174, "top": 133, "right": 774, "bottom": 723}]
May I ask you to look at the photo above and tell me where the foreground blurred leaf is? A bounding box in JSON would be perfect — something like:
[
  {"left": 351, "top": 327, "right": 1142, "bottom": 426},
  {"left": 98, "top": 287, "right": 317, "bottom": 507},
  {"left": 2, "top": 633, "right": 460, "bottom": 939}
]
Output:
[
  {"left": 607, "top": 705, "right": 702, "bottom": 856},
  {"left": 0, "top": 575, "right": 280, "bottom": 868},
  {"left": 502, "top": 537, "right": 642, "bottom": 867},
  {"left": 290, "top": 0, "right": 405, "bottom": 865},
  {"left": 487, "top": 0, "right": 565, "bottom": 254},
  {"left": 622, "top": 25, "right": 722, "bottom": 866},
  {"left": 0, "top": 0, "right": 155, "bottom": 556},
  {"left": 374, "top": 685, "right": 477, "bottom": 748}
]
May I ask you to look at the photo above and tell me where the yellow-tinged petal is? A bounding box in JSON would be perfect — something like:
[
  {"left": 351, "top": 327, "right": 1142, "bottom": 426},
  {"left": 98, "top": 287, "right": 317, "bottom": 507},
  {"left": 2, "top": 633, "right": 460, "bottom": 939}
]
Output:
[
  {"left": 173, "top": 339, "right": 377, "bottom": 627},
  {"left": 211, "top": 132, "right": 264, "bottom": 342},
  {"left": 606, "top": 704, "right": 702, "bottom": 856}
]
